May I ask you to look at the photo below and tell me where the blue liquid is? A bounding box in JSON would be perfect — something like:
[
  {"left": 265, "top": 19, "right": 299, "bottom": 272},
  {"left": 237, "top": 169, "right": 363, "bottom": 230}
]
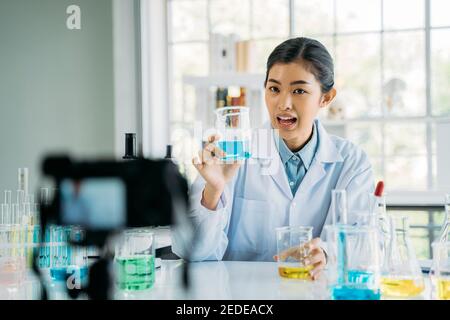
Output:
[
  {"left": 337, "top": 228, "right": 347, "bottom": 284},
  {"left": 50, "top": 265, "right": 88, "bottom": 281},
  {"left": 347, "top": 270, "right": 375, "bottom": 284},
  {"left": 218, "top": 140, "right": 251, "bottom": 160},
  {"left": 331, "top": 285, "right": 381, "bottom": 300}
]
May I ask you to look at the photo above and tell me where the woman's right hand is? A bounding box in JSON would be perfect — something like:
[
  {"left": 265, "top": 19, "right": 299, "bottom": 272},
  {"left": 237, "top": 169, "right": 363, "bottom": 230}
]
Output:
[{"left": 192, "top": 134, "right": 242, "bottom": 210}]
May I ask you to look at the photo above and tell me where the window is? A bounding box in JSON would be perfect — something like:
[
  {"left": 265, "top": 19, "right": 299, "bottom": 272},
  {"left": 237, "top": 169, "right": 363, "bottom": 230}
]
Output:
[
  {"left": 388, "top": 208, "right": 446, "bottom": 259},
  {"left": 167, "top": 0, "right": 450, "bottom": 196}
]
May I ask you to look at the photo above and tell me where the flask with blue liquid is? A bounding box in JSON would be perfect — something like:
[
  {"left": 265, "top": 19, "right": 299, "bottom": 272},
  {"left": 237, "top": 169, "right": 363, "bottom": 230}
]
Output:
[{"left": 325, "top": 189, "right": 381, "bottom": 300}]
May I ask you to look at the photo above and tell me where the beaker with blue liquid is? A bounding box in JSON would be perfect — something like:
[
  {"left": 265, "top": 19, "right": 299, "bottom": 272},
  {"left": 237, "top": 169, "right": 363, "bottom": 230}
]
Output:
[
  {"left": 215, "top": 106, "right": 251, "bottom": 161},
  {"left": 48, "top": 225, "right": 88, "bottom": 284},
  {"left": 325, "top": 224, "right": 381, "bottom": 300}
]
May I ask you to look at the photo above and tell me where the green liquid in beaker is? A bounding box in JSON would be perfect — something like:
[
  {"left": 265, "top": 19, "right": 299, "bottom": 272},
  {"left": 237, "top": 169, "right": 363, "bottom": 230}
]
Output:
[{"left": 115, "top": 255, "right": 155, "bottom": 291}]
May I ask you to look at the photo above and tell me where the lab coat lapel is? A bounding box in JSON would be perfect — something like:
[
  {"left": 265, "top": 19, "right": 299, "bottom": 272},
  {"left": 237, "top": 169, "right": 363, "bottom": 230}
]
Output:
[
  {"left": 294, "top": 119, "right": 343, "bottom": 198},
  {"left": 268, "top": 153, "right": 293, "bottom": 200},
  {"left": 251, "top": 123, "right": 293, "bottom": 200},
  {"left": 251, "top": 119, "right": 342, "bottom": 201},
  {"left": 294, "top": 158, "right": 326, "bottom": 197}
]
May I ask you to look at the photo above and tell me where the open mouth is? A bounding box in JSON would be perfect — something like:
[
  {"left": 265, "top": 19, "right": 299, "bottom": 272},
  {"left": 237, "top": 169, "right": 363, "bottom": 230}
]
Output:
[{"left": 276, "top": 115, "right": 298, "bottom": 129}]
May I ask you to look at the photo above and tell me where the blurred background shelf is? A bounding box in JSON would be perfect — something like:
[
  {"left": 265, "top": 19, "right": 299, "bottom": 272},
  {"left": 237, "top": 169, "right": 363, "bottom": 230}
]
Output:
[{"left": 182, "top": 72, "right": 268, "bottom": 130}]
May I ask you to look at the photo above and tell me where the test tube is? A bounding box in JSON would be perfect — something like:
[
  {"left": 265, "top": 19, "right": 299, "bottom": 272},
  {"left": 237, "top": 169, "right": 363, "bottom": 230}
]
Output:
[
  {"left": 33, "top": 203, "right": 39, "bottom": 225},
  {"left": 16, "top": 189, "right": 25, "bottom": 205},
  {"left": 445, "top": 194, "right": 450, "bottom": 215},
  {"left": 10, "top": 203, "right": 15, "bottom": 224},
  {"left": 13, "top": 203, "right": 21, "bottom": 225},
  {"left": 331, "top": 189, "right": 348, "bottom": 225},
  {"left": 1, "top": 203, "right": 8, "bottom": 225},
  {"left": 16, "top": 190, "right": 25, "bottom": 219},
  {"left": 23, "top": 203, "right": 31, "bottom": 225},
  {"left": 40, "top": 188, "right": 49, "bottom": 205},
  {"left": 18, "top": 168, "right": 29, "bottom": 197},
  {"left": 26, "top": 194, "right": 34, "bottom": 205},
  {"left": 4, "top": 190, "right": 12, "bottom": 207}
]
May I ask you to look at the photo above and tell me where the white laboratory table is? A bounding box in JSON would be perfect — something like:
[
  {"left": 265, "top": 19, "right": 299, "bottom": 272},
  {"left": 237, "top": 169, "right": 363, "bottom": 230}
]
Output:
[
  {"left": 152, "top": 226, "right": 172, "bottom": 249},
  {"left": 0, "top": 260, "right": 433, "bottom": 300}
]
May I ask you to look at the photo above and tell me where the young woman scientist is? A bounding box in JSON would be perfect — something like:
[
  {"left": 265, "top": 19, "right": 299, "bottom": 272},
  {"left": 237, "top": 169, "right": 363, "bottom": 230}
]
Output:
[{"left": 172, "top": 37, "right": 375, "bottom": 280}]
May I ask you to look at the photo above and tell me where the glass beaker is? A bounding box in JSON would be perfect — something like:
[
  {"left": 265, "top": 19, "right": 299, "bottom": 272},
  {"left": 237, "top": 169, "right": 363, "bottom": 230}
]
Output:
[
  {"left": 49, "top": 225, "right": 70, "bottom": 281},
  {"left": 67, "top": 227, "right": 89, "bottom": 283},
  {"left": 114, "top": 228, "right": 156, "bottom": 291},
  {"left": 276, "top": 226, "right": 313, "bottom": 280},
  {"left": 0, "top": 224, "right": 26, "bottom": 286},
  {"left": 326, "top": 225, "right": 381, "bottom": 300},
  {"left": 381, "top": 215, "right": 425, "bottom": 297},
  {"left": 215, "top": 106, "right": 251, "bottom": 160},
  {"left": 49, "top": 225, "right": 88, "bottom": 283},
  {"left": 431, "top": 241, "right": 450, "bottom": 300}
]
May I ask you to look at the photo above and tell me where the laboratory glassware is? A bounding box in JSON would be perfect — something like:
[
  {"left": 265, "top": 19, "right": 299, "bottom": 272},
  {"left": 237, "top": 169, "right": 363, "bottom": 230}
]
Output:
[
  {"left": 114, "top": 228, "right": 156, "bottom": 290},
  {"left": 363, "top": 192, "right": 389, "bottom": 265},
  {"left": 215, "top": 106, "right": 252, "bottom": 160},
  {"left": 331, "top": 189, "right": 347, "bottom": 225},
  {"left": 381, "top": 215, "right": 425, "bottom": 297},
  {"left": 48, "top": 225, "right": 88, "bottom": 282},
  {"left": 431, "top": 241, "right": 450, "bottom": 300},
  {"left": 437, "top": 194, "right": 450, "bottom": 243},
  {"left": 0, "top": 225, "right": 27, "bottom": 286},
  {"left": 430, "top": 194, "right": 450, "bottom": 286},
  {"left": 276, "top": 226, "right": 313, "bottom": 280},
  {"left": 326, "top": 224, "right": 381, "bottom": 300},
  {"left": 49, "top": 226, "right": 70, "bottom": 280}
]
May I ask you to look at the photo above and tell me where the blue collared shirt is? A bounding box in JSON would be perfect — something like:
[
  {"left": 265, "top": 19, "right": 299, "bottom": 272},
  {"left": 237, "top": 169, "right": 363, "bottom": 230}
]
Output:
[{"left": 274, "top": 124, "right": 319, "bottom": 196}]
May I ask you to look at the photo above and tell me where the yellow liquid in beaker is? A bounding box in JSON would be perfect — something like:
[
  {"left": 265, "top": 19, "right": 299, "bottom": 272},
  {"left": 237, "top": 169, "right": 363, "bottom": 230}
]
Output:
[
  {"left": 278, "top": 265, "right": 313, "bottom": 280},
  {"left": 437, "top": 279, "right": 450, "bottom": 300},
  {"left": 381, "top": 278, "right": 425, "bottom": 297}
]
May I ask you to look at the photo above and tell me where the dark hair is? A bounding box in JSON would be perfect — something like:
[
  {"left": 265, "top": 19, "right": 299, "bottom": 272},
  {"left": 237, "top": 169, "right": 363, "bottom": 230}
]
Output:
[{"left": 264, "top": 37, "right": 334, "bottom": 93}]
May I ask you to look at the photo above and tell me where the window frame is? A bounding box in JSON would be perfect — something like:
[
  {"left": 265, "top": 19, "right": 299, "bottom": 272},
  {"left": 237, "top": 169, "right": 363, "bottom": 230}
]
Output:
[{"left": 165, "top": 0, "right": 450, "bottom": 204}]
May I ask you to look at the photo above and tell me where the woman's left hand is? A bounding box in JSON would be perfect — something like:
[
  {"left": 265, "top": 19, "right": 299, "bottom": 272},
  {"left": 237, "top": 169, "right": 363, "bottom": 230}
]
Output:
[
  {"left": 273, "top": 237, "right": 327, "bottom": 280},
  {"left": 303, "top": 238, "right": 327, "bottom": 280}
]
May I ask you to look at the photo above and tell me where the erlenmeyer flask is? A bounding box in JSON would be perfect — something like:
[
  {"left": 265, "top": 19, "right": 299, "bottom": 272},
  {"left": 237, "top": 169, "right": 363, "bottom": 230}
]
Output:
[
  {"left": 430, "top": 241, "right": 450, "bottom": 300},
  {"left": 381, "top": 215, "right": 425, "bottom": 297},
  {"left": 429, "top": 194, "right": 450, "bottom": 288},
  {"left": 437, "top": 194, "right": 450, "bottom": 243},
  {"left": 366, "top": 193, "right": 389, "bottom": 266}
]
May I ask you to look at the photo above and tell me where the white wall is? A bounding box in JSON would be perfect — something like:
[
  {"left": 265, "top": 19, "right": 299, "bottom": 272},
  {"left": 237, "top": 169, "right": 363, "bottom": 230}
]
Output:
[
  {"left": 436, "top": 120, "right": 450, "bottom": 192},
  {"left": 112, "top": 0, "right": 141, "bottom": 158},
  {"left": 140, "top": 0, "right": 170, "bottom": 159},
  {"left": 0, "top": 0, "right": 130, "bottom": 194}
]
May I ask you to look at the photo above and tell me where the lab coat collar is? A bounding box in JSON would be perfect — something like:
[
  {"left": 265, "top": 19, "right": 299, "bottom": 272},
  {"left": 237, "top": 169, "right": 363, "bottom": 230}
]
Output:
[
  {"left": 251, "top": 118, "right": 343, "bottom": 164},
  {"left": 250, "top": 118, "right": 343, "bottom": 200},
  {"left": 275, "top": 122, "right": 318, "bottom": 170},
  {"left": 314, "top": 118, "right": 344, "bottom": 163}
]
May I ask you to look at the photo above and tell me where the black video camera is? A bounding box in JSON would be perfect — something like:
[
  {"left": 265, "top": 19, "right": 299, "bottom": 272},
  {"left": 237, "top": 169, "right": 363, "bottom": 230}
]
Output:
[
  {"left": 34, "top": 154, "right": 191, "bottom": 299},
  {"left": 39, "top": 155, "right": 189, "bottom": 247}
]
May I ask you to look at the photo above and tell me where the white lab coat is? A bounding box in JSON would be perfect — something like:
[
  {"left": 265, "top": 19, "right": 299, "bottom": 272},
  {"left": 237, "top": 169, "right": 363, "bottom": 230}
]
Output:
[{"left": 172, "top": 119, "right": 375, "bottom": 262}]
